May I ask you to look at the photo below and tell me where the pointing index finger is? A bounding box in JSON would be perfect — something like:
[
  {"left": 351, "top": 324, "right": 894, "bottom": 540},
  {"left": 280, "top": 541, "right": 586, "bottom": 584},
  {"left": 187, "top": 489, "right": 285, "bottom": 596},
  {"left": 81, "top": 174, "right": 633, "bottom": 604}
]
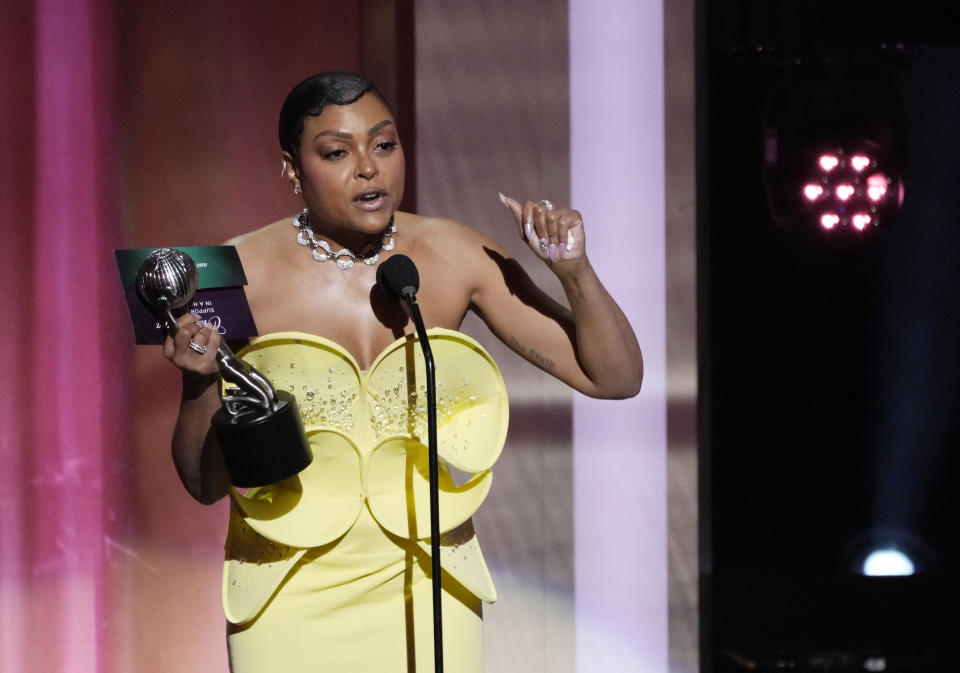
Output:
[{"left": 499, "top": 192, "right": 533, "bottom": 240}]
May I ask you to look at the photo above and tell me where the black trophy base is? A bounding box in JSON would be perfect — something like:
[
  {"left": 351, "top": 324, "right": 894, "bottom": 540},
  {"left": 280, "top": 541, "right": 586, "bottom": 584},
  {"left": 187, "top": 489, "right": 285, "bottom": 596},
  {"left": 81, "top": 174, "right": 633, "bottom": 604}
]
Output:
[{"left": 211, "top": 390, "right": 313, "bottom": 488}]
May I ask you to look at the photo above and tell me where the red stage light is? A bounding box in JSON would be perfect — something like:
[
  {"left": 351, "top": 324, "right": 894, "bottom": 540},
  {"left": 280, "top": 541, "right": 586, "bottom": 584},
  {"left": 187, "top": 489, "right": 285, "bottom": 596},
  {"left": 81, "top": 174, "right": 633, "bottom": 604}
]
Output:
[
  {"left": 867, "top": 174, "right": 889, "bottom": 201},
  {"left": 769, "top": 134, "right": 902, "bottom": 236},
  {"left": 835, "top": 184, "right": 856, "bottom": 201},
  {"left": 761, "top": 78, "right": 904, "bottom": 238},
  {"left": 819, "top": 154, "right": 840, "bottom": 172},
  {"left": 851, "top": 155, "right": 871, "bottom": 172},
  {"left": 803, "top": 184, "right": 825, "bottom": 201},
  {"left": 821, "top": 213, "right": 840, "bottom": 230}
]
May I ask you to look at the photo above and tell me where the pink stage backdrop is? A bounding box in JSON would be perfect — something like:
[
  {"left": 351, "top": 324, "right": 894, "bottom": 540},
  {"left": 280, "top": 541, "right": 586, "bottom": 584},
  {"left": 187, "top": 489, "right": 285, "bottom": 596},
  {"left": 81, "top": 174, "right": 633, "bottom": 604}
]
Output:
[{"left": 0, "top": 1, "right": 125, "bottom": 671}]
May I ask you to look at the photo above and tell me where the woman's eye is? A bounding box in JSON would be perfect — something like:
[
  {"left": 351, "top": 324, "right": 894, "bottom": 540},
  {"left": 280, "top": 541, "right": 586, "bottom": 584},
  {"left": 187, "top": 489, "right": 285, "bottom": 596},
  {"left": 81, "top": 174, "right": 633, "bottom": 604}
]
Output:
[
  {"left": 376, "top": 141, "right": 397, "bottom": 152},
  {"left": 323, "top": 149, "right": 347, "bottom": 160}
]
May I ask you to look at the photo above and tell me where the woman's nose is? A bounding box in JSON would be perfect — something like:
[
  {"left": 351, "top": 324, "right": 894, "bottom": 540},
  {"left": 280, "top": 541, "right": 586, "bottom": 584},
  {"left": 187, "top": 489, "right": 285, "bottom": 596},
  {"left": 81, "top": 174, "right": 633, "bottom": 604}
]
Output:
[{"left": 355, "top": 156, "right": 379, "bottom": 180}]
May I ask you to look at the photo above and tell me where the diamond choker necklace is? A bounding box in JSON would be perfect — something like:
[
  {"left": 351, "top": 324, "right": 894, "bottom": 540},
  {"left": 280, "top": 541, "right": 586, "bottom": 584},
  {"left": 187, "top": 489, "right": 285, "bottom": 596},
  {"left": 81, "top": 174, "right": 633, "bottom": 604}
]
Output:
[{"left": 292, "top": 208, "right": 396, "bottom": 270}]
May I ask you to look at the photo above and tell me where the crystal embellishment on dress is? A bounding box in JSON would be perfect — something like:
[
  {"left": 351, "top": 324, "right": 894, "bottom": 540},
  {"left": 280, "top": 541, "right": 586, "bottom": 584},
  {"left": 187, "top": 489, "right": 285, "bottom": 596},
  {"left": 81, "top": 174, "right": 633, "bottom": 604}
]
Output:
[{"left": 292, "top": 208, "right": 396, "bottom": 269}]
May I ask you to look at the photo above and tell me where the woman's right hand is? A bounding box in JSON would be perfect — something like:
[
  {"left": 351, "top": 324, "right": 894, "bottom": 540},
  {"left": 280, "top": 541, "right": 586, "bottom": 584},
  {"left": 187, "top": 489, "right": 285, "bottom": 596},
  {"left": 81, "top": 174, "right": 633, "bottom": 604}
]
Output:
[{"left": 162, "top": 313, "right": 221, "bottom": 376}]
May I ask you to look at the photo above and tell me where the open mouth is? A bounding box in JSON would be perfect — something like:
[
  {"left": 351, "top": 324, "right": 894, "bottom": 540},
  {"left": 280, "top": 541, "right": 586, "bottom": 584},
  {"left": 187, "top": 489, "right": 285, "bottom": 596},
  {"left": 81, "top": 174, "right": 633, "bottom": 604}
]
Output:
[{"left": 354, "top": 189, "right": 386, "bottom": 210}]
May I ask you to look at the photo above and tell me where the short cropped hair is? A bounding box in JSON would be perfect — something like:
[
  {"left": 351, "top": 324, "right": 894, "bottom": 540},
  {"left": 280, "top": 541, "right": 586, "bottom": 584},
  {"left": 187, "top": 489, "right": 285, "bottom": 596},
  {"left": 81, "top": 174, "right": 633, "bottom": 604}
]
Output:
[{"left": 278, "top": 71, "right": 389, "bottom": 157}]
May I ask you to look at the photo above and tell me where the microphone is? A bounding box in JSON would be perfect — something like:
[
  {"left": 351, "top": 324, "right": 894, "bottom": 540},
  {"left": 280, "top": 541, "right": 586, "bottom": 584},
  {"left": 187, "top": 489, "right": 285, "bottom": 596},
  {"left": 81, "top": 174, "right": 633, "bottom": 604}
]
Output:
[
  {"left": 377, "top": 253, "right": 420, "bottom": 303},
  {"left": 376, "top": 253, "right": 444, "bottom": 673}
]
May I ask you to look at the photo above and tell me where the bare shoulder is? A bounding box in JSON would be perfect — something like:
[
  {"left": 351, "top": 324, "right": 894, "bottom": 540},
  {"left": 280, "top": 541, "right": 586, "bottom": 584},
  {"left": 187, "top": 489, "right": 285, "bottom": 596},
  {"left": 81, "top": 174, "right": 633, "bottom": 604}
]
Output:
[
  {"left": 224, "top": 216, "right": 289, "bottom": 251},
  {"left": 403, "top": 212, "right": 510, "bottom": 262},
  {"left": 401, "top": 212, "right": 519, "bottom": 307},
  {"left": 222, "top": 216, "right": 297, "bottom": 274}
]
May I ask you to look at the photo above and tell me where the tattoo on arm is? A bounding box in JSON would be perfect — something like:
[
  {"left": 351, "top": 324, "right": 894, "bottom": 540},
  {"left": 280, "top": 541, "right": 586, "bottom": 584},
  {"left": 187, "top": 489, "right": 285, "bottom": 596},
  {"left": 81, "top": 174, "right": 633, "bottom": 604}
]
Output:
[{"left": 509, "top": 336, "right": 556, "bottom": 370}]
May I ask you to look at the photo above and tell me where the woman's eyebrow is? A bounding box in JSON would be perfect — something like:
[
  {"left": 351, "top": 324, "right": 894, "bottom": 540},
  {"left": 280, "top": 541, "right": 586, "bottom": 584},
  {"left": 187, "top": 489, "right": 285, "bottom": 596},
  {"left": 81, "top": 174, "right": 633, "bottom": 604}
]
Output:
[
  {"left": 317, "top": 129, "right": 351, "bottom": 140},
  {"left": 367, "top": 120, "right": 394, "bottom": 135},
  {"left": 315, "top": 120, "right": 394, "bottom": 141}
]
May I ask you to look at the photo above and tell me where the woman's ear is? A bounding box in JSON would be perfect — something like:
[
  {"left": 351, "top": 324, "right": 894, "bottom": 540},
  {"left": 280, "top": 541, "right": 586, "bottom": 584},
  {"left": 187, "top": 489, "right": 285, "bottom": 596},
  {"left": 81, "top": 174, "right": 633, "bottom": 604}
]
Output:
[{"left": 281, "top": 151, "right": 301, "bottom": 195}]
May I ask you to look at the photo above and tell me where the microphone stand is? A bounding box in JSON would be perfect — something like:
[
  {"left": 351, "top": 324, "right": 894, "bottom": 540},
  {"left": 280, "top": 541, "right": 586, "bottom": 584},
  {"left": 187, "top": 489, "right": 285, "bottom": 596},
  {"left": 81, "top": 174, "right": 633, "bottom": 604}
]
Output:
[{"left": 400, "top": 287, "right": 444, "bottom": 673}]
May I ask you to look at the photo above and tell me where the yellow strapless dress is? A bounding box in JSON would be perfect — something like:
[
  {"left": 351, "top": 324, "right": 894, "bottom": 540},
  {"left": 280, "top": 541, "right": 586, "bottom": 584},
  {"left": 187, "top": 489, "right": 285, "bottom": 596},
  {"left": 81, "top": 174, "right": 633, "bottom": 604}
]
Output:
[{"left": 221, "top": 328, "right": 508, "bottom": 672}]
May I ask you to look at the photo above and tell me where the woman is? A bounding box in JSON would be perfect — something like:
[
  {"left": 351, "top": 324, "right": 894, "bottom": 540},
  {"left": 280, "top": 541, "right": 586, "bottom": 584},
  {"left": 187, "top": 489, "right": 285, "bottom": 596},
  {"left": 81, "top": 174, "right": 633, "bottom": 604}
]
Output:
[{"left": 165, "top": 71, "right": 642, "bottom": 672}]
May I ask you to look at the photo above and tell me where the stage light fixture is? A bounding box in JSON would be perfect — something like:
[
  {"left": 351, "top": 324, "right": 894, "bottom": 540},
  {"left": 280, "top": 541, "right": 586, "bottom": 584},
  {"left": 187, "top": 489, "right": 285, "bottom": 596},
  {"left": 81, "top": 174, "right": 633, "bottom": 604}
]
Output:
[
  {"left": 761, "top": 76, "right": 905, "bottom": 240},
  {"left": 788, "top": 142, "right": 901, "bottom": 236},
  {"left": 862, "top": 548, "right": 915, "bottom": 576},
  {"left": 844, "top": 529, "right": 937, "bottom": 576}
]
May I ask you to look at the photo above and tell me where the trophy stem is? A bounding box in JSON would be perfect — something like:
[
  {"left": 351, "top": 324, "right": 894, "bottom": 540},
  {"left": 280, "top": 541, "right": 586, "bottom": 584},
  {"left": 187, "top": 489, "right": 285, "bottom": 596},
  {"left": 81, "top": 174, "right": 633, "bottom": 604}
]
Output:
[{"left": 216, "top": 344, "right": 278, "bottom": 414}]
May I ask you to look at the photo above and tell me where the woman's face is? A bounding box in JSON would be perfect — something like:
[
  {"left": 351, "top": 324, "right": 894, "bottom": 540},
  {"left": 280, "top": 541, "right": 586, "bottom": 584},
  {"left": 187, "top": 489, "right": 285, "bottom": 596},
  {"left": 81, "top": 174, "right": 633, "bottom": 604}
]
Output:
[{"left": 292, "top": 93, "right": 405, "bottom": 238}]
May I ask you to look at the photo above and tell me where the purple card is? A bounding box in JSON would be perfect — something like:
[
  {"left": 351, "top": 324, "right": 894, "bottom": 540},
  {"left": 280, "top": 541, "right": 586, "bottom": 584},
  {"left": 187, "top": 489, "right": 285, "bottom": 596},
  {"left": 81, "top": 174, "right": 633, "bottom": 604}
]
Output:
[{"left": 187, "top": 288, "right": 259, "bottom": 343}]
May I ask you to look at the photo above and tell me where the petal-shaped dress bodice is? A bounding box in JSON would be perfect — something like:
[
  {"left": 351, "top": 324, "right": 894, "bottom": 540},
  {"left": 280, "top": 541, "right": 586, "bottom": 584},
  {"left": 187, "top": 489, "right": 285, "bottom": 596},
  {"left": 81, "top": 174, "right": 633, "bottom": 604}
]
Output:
[{"left": 222, "top": 329, "right": 508, "bottom": 624}]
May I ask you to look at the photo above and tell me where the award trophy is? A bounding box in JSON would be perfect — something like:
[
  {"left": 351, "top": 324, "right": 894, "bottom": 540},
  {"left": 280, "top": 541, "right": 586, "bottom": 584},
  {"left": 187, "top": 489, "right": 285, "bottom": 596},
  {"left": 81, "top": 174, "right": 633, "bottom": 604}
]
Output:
[{"left": 135, "top": 247, "right": 312, "bottom": 487}]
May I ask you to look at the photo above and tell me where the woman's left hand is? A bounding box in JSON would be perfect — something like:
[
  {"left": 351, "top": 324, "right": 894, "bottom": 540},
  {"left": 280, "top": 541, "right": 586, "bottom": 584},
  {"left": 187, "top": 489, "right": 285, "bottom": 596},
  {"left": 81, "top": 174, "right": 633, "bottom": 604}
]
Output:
[{"left": 499, "top": 193, "right": 585, "bottom": 267}]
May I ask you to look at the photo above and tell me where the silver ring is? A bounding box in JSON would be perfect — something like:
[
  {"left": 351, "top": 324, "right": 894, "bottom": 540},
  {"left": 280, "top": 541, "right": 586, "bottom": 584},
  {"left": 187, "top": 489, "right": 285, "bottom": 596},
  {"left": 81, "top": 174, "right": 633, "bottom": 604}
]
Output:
[
  {"left": 538, "top": 199, "right": 554, "bottom": 211},
  {"left": 188, "top": 341, "right": 208, "bottom": 355},
  {"left": 539, "top": 237, "right": 549, "bottom": 253}
]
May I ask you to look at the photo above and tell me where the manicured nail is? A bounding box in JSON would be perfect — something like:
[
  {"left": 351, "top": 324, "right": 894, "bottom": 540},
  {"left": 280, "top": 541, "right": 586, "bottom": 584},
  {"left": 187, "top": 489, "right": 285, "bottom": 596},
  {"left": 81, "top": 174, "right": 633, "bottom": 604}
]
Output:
[
  {"left": 558, "top": 242, "right": 567, "bottom": 258},
  {"left": 548, "top": 243, "right": 558, "bottom": 260},
  {"left": 524, "top": 221, "right": 534, "bottom": 240},
  {"left": 498, "top": 192, "right": 509, "bottom": 208}
]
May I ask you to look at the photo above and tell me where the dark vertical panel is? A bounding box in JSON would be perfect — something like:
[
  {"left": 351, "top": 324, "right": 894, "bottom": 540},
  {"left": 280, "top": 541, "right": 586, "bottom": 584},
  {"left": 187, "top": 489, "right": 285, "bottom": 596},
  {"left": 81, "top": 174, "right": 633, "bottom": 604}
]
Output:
[{"left": 701, "top": 2, "right": 960, "bottom": 670}]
